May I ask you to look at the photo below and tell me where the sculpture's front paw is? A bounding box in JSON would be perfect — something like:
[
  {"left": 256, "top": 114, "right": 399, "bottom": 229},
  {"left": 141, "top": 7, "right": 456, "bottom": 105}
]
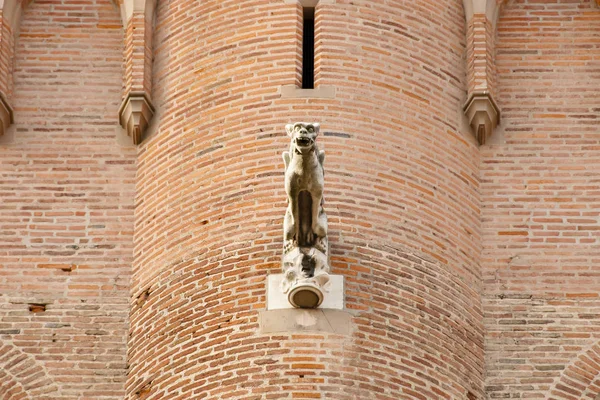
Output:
[
  {"left": 312, "top": 223, "right": 327, "bottom": 238},
  {"left": 315, "top": 237, "right": 327, "bottom": 254},
  {"left": 284, "top": 228, "right": 295, "bottom": 242},
  {"left": 305, "top": 231, "right": 315, "bottom": 246}
]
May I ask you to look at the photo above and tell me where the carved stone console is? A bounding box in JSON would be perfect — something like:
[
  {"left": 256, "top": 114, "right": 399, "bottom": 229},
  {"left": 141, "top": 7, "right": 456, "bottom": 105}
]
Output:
[
  {"left": 118, "top": 92, "right": 154, "bottom": 145},
  {"left": 464, "top": 91, "right": 500, "bottom": 145}
]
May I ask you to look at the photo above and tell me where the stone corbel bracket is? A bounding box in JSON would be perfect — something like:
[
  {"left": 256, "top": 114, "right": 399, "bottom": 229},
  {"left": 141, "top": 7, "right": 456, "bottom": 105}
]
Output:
[
  {"left": 463, "top": 0, "right": 504, "bottom": 145},
  {"left": 463, "top": 91, "right": 500, "bottom": 145},
  {"left": 118, "top": 92, "right": 155, "bottom": 145},
  {"left": 0, "top": 90, "right": 14, "bottom": 136}
]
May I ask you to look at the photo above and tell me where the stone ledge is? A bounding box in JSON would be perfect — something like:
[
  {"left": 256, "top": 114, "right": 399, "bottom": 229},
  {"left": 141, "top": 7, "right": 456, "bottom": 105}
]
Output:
[
  {"left": 463, "top": 91, "right": 500, "bottom": 145},
  {"left": 280, "top": 85, "right": 335, "bottom": 99},
  {"left": 259, "top": 308, "right": 353, "bottom": 335},
  {"left": 118, "top": 91, "right": 155, "bottom": 145}
]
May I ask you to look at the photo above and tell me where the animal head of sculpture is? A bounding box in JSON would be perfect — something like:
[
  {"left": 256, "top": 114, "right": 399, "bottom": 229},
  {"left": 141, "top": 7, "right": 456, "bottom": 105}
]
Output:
[{"left": 285, "top": 122, "right": 320, "bottom": 154}]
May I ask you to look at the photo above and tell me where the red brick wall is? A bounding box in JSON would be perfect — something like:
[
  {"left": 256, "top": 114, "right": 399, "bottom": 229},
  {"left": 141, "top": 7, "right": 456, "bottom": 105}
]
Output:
[
  {"left": 8, "top": 0, "right": 599, "bottom": 398},
  {"left": 0, "top": 0, "right": 134, "bottom": 399},
  {"left": 483, "top": 0, "right": 600, "bottom": 398},
  {"left": 128, "top": 0, "right": 484, "bottom": 399}
]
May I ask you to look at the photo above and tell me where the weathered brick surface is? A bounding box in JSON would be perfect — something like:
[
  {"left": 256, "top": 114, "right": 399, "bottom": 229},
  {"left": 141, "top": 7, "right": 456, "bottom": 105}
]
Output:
[
  {"left": 0, "top": 340, "right": 58, "bottom": 398},
  {"left": 6, "top": 0, "right": 600, "bottom": 399},
  {"left": 0, "top": 0, "right": 134, "bottom": 399},
  {"left": 483, "top": 0, "right": 600, "bottom": 398},
  {"left": 128, "top": 0, "right": 483, "bottom": 399}
]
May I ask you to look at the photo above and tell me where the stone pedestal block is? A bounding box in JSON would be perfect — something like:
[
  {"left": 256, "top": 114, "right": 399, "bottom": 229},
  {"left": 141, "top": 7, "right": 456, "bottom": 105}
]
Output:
[{"left": 259, "top": 308, "right": 352, "bottom": 335}]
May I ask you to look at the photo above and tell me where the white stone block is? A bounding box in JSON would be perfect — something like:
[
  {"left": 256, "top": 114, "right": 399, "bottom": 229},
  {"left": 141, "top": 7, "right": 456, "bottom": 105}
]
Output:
[{"left": 259, "top": 308, "right": 353, "bottom": 335}]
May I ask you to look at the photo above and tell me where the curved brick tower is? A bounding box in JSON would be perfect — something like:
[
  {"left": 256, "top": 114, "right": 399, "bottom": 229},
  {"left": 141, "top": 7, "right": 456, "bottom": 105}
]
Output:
[{"left": 127, "top": 1, "right": 484, "bottom": 398}]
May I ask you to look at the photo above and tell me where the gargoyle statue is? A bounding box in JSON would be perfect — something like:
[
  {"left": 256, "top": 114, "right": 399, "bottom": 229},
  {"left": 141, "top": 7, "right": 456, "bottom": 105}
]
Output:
[
  {"left": 281, "top": 122, "right": 330, "bottom": 308},
  {"left": 282, "top": 122, "right": 328, "bottom": 252}
]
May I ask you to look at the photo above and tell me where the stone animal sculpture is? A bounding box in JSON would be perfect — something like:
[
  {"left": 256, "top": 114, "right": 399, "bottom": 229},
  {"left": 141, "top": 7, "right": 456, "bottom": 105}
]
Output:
[
  {"left": 281, "top": 122, "right": 330, "bottom": 307},
  {"left": 282, "top": 122, "right": 327, "bottom": 250}
]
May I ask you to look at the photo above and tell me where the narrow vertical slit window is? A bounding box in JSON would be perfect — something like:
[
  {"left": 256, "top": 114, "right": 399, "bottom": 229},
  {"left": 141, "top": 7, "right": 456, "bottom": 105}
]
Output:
[{"left": 302, "top": 7, "right": 315, "bottom": 89}]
